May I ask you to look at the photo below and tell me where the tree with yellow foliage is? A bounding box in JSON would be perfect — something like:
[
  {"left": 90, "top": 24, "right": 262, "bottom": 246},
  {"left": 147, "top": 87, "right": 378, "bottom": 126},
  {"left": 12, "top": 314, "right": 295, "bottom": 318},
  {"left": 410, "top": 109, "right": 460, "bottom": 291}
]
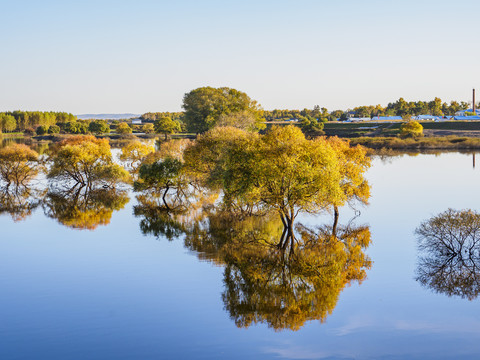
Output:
[
  {"left": 119, "top": 141, "right": 155, "bottom": 176},
  {"left": 400, "top": 121, "right": 423, "bottom": 138},
  {"left": 0, "top": 144, "right": 39, "bottom": 187},
  {"left": 48, "top": 135, "right": 130, "bottom": 189},
  {"left": 44, "top": 188, "right": 129, "bottom": 230},
  {"left": 185, "top": 126, "right": 370, "bottom": 249}
]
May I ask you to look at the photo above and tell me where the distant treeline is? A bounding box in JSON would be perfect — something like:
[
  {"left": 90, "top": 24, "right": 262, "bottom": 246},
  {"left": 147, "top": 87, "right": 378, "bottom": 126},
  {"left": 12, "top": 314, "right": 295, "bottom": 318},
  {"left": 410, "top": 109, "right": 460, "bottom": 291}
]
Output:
[
  {"left": 0, "top": 111, "right": 153, "bottom": 136},
  {"left": 141, "top": 112, "right": 184, "bottom": 122},
  {"left": 0, "top": 111, "right": 77, "bottom": 132},
  {"left": 263, "top": 98, "right": 472, "bottom": 121},
  {"left": 141, "top": 97, "right": 474, "bottom": 125},
  {"left": 351, "top": 98, "right": 471, "bottom": 118}
]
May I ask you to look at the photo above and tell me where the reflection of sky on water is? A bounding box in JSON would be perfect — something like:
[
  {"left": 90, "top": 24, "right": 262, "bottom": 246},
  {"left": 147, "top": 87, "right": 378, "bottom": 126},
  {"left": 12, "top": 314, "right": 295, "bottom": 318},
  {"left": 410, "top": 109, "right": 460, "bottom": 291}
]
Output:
[{"left": 2, "top": 152, "right": 480, "bottom": 359}]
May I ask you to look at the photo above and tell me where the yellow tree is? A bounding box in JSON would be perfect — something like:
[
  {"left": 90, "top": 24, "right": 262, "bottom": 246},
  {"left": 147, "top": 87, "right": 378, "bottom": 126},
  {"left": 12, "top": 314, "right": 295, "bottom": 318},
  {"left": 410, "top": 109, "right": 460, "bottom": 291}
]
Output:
[
  {"left": 48, "top": 135, "right": 130, "bottom": 189},
  {"left": 180, "top": 209, "right": 371, "bottom": 331},
  {"left": 400, "top": 121, "right": 423, "bottom": 138},
  {"left": 0, "top": 144, "right": 39, "bottom": 187},
  {"left": 184, "top": 126, "right": 371, "bottom": 249},
  {"left": 44, "top": 188, "right": 129, "bottom": 230},
  {"left": 326, "top": 136, "right": 371, "bottom": 234},
  {"left": 154, "top": 117, "right": 182, "bottom": 140},
  {"left": 116, "top": 122, "right": 132, "bottom": 134},
  {"left": 119, "top": 140, "right": 155, "bottom": 176}
]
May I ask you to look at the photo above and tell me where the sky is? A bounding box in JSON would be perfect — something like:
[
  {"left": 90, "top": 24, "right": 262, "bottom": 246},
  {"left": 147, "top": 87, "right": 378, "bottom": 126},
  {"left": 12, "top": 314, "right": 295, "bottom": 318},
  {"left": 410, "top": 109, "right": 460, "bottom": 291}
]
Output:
[{"left": 1, "top": 0, "right": 479, "bottom": 114}]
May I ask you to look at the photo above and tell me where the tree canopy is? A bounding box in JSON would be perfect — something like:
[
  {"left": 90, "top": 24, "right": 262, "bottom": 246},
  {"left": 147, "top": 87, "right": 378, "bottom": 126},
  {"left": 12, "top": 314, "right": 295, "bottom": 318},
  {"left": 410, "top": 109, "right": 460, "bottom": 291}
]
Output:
[
  {"left": 184, "top": 125, "right": 371, "bottom": 248},
  {"left": 0, "top": 144, "right": 39, "bottom": 187},
  {"left": 400, "top": 121, "right": 423, "bottom": 138},
  {"left": 88, "top": 120, "right": 110, "bottom": 134},
  {"left": 416, "top": 209, "right": 480, "bottom": 300},
  {"left": 48, "top": 135, "right": 130, "bottom": 189},
  {"left": 154, "top": 117, "right": 181, "bottom": 140},
  {"left": 182, "top": 87, "right": 263, "bottom": 133}
]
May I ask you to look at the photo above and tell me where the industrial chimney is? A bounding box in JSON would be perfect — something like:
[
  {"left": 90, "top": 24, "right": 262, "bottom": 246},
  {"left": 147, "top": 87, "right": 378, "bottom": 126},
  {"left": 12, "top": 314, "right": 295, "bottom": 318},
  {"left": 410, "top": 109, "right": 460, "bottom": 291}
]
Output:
[{"left": 474, "top": 88, "right": 476, "bottom": 114}]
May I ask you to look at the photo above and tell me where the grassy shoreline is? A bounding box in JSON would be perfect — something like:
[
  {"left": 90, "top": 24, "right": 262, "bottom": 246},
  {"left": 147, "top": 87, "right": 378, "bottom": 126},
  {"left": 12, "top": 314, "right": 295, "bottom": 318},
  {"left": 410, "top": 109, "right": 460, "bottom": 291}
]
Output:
[
  {"left": 350, "top": 136, "right": 480, "bottom": 150},
  {"left": 5, "top": 125, "right": 480, "bottom": 150}
]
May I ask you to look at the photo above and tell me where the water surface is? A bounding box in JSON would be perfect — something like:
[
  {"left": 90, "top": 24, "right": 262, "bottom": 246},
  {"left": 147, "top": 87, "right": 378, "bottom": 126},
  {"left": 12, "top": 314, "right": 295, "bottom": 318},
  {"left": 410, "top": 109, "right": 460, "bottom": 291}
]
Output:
[{"left": 1, "top": 152, "right": 480, "bottom": 359}]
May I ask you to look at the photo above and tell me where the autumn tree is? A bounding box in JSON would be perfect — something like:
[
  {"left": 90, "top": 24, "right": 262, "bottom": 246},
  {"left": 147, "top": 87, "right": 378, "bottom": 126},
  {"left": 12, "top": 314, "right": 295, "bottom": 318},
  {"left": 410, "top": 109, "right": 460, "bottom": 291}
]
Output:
[
  {"left": 0, "top": 185, "right": 44, "bottom": 222},
  {"left": 134, "top": 157, "right": 186, "bottom": 210},
  {"left": 143, "top": 123, "right": 155, "bottom": 134},
  {"left": 182, "top": 87, "right": 263, "bottom": 133},
  {"left": 400, "top": 121, "right": 423, "bottom": 138},
  {"left": 216, "top": 110, "right": 266, "bottom": 132},
  {"left": 326, "top": 136, "right": 371, "bottom": 234},
  {"left": 179, "top": 209, "right": 371, "bottom": 330},
  {"left": 116, "top": 122, "right": 132, "bottom": 134},
  {"left": 185, "top": 126, "right": 370, "bottom": 249},
  {"left": 47, "top": 135, "right": 130, "bottom": 189},
  {"left": 44, "top": 187, "right": 129, "bottom": 230},
  {"left": 154, "top": 117, "right": 182, "bottom": 140},
  {"left": 0, "top": 114, "right": 17, "bottom": 133},
  {"left": 119, "top": 141, "right": 155, "bottom": 175},
  {"left": 0, "top": 144, "right": 39, "bottom": 187}
]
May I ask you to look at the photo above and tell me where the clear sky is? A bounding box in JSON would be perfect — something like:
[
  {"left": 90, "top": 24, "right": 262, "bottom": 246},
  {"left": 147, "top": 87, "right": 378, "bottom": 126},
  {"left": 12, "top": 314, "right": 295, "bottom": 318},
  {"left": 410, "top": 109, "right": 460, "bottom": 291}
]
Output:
[{"left": 1, "top": 0, "right": 479, "bottom": 114}]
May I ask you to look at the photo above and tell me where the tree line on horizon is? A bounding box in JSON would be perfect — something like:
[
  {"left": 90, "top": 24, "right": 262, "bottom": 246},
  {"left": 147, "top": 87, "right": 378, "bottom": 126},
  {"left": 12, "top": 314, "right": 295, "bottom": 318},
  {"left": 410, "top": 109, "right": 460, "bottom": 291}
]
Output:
[
  {"left": 140, "top": 92, "right": 476, "bottom": 126},
  {"left": 2, "top": 87, "right": 477, "bottom": 137}
]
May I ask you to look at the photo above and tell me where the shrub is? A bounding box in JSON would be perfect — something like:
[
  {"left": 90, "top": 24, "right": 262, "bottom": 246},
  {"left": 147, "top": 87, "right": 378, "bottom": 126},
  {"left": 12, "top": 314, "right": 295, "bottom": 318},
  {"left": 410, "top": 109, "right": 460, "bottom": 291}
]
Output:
[{"left": 36, "top": 125, "right": 49, "bottom": 135}]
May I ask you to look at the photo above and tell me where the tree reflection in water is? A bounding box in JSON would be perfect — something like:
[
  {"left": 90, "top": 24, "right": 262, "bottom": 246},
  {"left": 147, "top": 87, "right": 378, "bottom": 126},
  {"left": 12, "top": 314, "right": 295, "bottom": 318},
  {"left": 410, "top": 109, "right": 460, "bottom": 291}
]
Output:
[
  {"left": 0, "top": 185, "right": 45, "bottom": 222},
  {"left": 43, "top": 186, "right": 129, "bottom": 230},
  {"left": 416, "top": 208, "right": 480, "bottom": 300},
  {"left": 136, "top": 205, "right": 372, "bottom": 330}
]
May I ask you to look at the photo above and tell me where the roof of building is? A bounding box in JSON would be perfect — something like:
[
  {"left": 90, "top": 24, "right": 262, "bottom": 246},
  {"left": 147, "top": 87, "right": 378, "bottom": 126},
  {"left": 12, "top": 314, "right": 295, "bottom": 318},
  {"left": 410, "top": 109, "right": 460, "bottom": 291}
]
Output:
[
  {"left": 414, "top": 115, "right": 441, "bottom": 120},
  {"left": 454, "top": 116, "right": 480, "bottom": 120},
  {"left": 374, "top": 116, "right": 403, "bottom": 121}
]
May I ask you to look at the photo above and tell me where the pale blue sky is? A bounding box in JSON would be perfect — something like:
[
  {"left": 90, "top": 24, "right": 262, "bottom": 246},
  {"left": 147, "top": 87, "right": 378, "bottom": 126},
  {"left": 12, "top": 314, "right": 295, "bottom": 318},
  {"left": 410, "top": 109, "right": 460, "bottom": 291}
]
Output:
[{"left": 1, "top": 0, "right": 479, "bottom": 113}]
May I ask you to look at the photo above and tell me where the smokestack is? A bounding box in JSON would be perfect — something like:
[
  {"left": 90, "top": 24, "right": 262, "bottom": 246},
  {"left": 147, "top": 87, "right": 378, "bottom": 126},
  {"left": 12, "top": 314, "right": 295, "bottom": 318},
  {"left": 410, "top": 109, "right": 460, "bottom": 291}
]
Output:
[{"left": 474, "top": 88, "right": 476, "bottom": 114}]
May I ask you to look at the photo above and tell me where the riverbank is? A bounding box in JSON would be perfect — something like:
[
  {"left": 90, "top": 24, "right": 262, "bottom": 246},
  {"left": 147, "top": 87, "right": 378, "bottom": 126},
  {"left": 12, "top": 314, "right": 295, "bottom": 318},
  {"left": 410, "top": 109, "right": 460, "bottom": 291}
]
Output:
[{"left": 350, "top": 136, "right": 480, "bottom": 150}]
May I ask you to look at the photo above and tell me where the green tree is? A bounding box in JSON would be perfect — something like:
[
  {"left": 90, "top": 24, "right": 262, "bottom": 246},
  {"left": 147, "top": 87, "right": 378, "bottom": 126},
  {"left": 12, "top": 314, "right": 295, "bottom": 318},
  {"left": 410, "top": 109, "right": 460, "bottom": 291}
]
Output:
[
  {"left": 88, "top": 120, "right": 110, "bottom": 134},
  {"left": 63, "top": 121, "right": 88, "bottom": 134},
  {"left": 182, "top": 87, "right": 263, "bottom": 133},
  {"left": 134, "top": 157, "right": 186, "bottom": 210},
  {"left": 36, "top": 125, "right": 49, "bottom": 135},
  {"left": 48, "top": 125, "right": 60, "bottom": 134},
  {"left": 298, "top": 115, "right": 324, "bottom": 137},
  {"left": 154, "top": 117, "right": 182, "bottom": 140}
]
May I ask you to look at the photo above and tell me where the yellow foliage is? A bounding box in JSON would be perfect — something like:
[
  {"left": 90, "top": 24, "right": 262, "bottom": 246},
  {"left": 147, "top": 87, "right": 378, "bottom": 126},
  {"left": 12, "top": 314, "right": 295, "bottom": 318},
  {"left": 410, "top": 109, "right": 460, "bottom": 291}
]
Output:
[{"left": 0, "top": 144, "right": 39, "bottom": 186}]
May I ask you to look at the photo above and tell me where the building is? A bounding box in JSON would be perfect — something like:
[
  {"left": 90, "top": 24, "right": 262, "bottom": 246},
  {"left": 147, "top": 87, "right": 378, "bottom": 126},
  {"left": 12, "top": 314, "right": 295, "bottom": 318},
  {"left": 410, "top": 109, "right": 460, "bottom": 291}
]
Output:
[{"left": 454, "top": 109, "right": 480, "bottom": 116}]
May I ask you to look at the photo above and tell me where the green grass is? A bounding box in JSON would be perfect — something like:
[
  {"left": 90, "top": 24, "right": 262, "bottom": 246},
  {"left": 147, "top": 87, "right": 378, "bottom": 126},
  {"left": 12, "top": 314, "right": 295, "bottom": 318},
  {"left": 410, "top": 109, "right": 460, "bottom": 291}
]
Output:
[
  {"left": 350, "top": 136, "right": 480, "bottom": 150},
  {"left": 419, "top": 121, "right": 480, "bottom": 131}
]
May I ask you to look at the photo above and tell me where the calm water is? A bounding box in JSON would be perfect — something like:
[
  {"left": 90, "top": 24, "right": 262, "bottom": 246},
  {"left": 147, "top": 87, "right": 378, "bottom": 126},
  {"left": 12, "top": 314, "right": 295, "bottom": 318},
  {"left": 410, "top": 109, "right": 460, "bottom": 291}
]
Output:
[{"left": 1, "top": 152, "right": 480, "bottom": 359}]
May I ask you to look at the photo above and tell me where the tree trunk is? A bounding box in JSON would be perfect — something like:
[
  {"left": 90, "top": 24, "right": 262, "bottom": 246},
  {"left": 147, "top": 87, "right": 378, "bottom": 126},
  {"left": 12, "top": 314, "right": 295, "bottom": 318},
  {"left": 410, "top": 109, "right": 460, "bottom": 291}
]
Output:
[
  {"left": 332, "top": 205, "right": 339, "bottom": 237},
  {"left": 162, "top": 186, "right": 171, "bottom": 210}
]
